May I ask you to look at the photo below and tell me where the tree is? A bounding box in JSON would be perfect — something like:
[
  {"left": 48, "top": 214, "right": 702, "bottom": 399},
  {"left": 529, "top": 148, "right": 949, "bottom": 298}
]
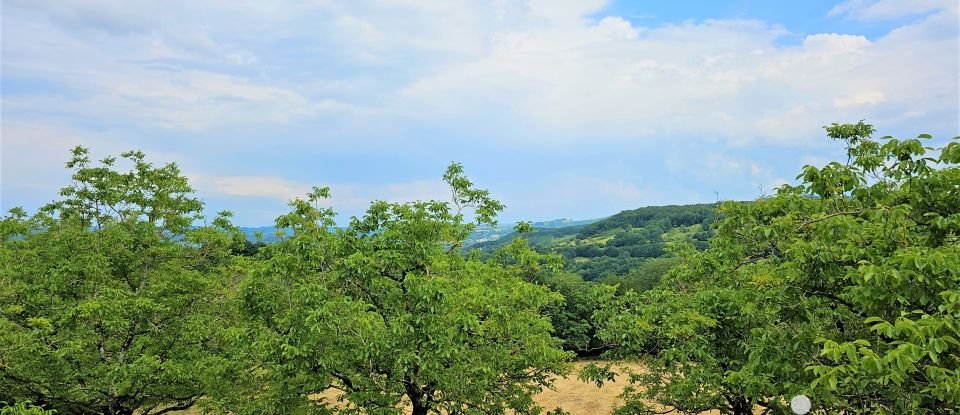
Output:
[
  {"left": 805, "top": 124, "right": 960, "bottom": 411},
  {"left": 0, "top": 147, "right": 243, "bottom": 415},
  {"left": 233, "top": 163, "right": 572, "bottom": 415},
  {"left": 597, "top": 256, "right": 682, "bottom": 295},
  {"left": 487, "top": 227, "right": 614, "bottom": 355},
  {"left": 588, "top": 123, "right": 960, "bottom": 414},
  {"left": 1, "top": 401, "right": 56, "bottom": 415}
]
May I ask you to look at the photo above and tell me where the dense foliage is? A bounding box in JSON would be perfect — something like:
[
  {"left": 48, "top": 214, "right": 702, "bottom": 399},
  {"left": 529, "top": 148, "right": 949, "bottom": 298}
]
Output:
[
  {"left": 4, "top": 121, "right": 957, "bottom": 415},
  {"left": 198, "top": 165, "right": 571, "bottom": 415},
  {"left": 588, "top": 122, "right": 960, "bottom": 414},
  {"left": 0, "top": 401, "right": 55, "bottom": 415},
  {"left": 0, "top": 148, "right": 244, "bottom": 415},
  {"left": 1, "top": 152, "right": 574, "bottom": 415},
  {"left": 486, "top": 232, "right": 615, "bottom": 355}
]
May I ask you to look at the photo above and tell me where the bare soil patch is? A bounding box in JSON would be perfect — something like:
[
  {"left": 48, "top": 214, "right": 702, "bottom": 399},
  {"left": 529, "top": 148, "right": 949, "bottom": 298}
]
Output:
[{"left": 166, "top": 360, "right": 751, "bottom": 414}]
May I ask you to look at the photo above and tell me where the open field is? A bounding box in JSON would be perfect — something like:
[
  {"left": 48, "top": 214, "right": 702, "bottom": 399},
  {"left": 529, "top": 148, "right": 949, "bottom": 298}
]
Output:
[
  {"left": 169, "top": 361, "right": 749, "bottom": 415},
  {"left": 536, "top": 360, "right": 640, "bottom": 415}
]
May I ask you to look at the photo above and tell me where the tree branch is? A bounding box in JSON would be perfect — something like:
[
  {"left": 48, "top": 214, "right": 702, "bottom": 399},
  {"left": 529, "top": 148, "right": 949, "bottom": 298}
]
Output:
[
  {"left": 148, "top": 397, "right": 198, "bottom": 415},
  {"left": 795, "top": 210, "right": 863, "bottom": 231}
]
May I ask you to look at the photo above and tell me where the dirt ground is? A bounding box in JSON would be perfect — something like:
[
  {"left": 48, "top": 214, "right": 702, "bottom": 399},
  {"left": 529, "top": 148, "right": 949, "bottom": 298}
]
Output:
[
  {"left": 167, "top": 361, "right": 745, "bottom": 415},
  {"left": 533, "top": 361, "right": 738, "bottom": 415},
  {"left": 536, "top": 360, "right": 639, "bottom": 414}
]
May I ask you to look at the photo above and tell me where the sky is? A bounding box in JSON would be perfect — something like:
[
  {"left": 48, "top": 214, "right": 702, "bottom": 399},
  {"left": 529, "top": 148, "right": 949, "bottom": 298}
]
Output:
[{"left": 1, "top": 0, "right": 958, "bottom": 226}]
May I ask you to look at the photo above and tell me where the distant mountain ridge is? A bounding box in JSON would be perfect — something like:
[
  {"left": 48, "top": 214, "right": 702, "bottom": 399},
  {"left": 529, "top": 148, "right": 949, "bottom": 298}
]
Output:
[{"left": 237, "top": 217, "right": 604, "bottom": 245}]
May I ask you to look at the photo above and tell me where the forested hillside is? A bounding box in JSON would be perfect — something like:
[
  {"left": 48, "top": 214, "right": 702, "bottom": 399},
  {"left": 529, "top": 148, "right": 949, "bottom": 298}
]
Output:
[{"left": 473, "top": 204, "right": 717, "bottom": 286}]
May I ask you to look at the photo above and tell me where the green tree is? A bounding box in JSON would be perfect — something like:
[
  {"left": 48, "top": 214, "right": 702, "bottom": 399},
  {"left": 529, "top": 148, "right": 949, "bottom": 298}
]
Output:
[
  {"left": 0, "top": 147, "right": 243, "bottom": 415},
  {"left": 588, "top": 123, "right": 960, "bottom": 414},
  {"left": 1, "top": 401, "right": 56, "bottom": 415},
  {"left": 233, "top": 163, "right": 572, "bottom": 415},
  {"left": 805, "top": 124, "right": 960, "bottom": 411},
  {"left": 597, "top": 256, "right": 682, "bottom": 294},
  {"left": 487, "top": 231, "right": 614, "bottom": 355}
]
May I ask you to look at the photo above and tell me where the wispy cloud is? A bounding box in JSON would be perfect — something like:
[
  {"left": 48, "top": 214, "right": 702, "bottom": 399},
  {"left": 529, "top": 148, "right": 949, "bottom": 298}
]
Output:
[
  {"left": 2, "top": 0, "right": 957, "bottom": 224},
  {"left": 188, "top": 175, "right": 312, "bottom": 202},
  {"left": 398, "top": 6, "right": 957, "bottom": 145},
  {"left": 186, "top": 172, "right": 451, "bottom": 218},
  {"left": 4, "top": 0, "right": 956, "bottom": 142},
  {"left": 833, "top": 91, "right": 887, "bottom": 108}
]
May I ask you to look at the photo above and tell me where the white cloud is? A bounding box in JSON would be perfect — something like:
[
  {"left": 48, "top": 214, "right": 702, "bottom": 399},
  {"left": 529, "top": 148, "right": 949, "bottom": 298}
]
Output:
[
  {"left": 833, "top": 91, "right": 887, "bottom": 108},
  {"left": 1, "top": 0, "right": 352, "bottom": 131},
  {"left": 183, "top": 169, "right": 682, "bottom": 224},
  {"left": 0, "top": 121, "right": 188, "bottom": 211},
  {"left": 1, "top": 123, "right": 94, "bottom": 200},
  {"left": 4, "top": 0, "right": 956, "bottom": 225},
  {"left": 383, "top": 180, "right": 451, "bottom": 204},
  {"left": 195, "top": 176, "right": 312, "bottom": 201},
  {"left": 186, "top": 172, "right": 451, "bottom": 214},
  {"left": 527, "top": 0, "right": 608, "bottom": 25},
  {"left": 2, "top": 0, "right": 957, "bottom": 152},
  {"left": 395, "top": 4, "right": 957, "bottom": 145},
  {"left": 495, "top": 173, "right": 686, "bottom": 220},
  {"left": 754, "top": 106, "right": 819, "bottom": 140},
  {"left": 663, "top": 150, "right": 792, "bottom": 196},
  {"left": 801, "top": 33, "right": 871, "bottom": 53}
]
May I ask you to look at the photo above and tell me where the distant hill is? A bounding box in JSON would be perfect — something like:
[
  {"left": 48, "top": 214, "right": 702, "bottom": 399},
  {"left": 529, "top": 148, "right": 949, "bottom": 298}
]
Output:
[
  {"left": 472, "top": 203, "right": 719, "bottom": 282},
  {"left": 239, "top": 217, "right": 603, "bottom": 245},
  {"left": 463, "top": 218, "right": 603, "bottom": 247}
]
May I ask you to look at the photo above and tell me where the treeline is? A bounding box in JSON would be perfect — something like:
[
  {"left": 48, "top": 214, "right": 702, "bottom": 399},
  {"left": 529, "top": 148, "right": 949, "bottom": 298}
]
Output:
[{"left": 2, "top": 122, "right": 959, "bottom": 415}]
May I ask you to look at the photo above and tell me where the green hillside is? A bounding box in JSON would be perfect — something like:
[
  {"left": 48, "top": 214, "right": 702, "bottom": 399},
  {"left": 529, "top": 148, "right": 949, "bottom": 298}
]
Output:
[{"left": 472, "top": 203, "right": 719, "bottom": 283}]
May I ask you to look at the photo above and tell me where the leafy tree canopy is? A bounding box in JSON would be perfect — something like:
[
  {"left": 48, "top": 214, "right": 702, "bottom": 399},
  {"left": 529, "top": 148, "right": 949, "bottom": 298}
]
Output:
[
  {"left": 231, "top": 163, "right": 572, "bottom": 415},
  {"left": 0, "top": 147, "right": 244, "bottom": 415},
  {"left": 588, "top": 122, "right": 960, "bottom": 414}
]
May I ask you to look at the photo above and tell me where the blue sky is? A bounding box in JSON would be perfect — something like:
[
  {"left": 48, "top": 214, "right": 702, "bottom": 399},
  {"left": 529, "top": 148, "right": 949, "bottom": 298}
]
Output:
[{"left": 2, "top": 0, "right": 958, "bottom": 226}]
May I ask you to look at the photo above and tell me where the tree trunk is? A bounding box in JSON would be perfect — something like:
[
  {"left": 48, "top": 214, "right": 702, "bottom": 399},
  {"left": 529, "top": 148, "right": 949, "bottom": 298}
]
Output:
[
  {"left": 107, "top": 401, "right": 135, "bottom": 415},
  {"left": 405, "top": 378, "right": 430, "bottom": 415},
  {"left": 410, "top": 400, "right": 428, "bottom": 415},
  {"left": 728, "top": 395, "right": 753, "bottom": 415}
]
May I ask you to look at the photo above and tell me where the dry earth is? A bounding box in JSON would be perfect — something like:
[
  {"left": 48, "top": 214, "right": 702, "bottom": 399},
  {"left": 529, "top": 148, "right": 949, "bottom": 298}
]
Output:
[
  {"left": 168, "top": 361, "right": 749, "bottom": 415},
  {"left": 537, "top": 360, "right": 641, "bottom": 414}
]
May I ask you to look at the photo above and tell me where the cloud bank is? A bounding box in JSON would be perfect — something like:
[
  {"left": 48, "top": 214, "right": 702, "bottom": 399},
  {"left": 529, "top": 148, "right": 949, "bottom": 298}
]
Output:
[{"left": 2, "top": 0, "right": 957, "bottom": 224}]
